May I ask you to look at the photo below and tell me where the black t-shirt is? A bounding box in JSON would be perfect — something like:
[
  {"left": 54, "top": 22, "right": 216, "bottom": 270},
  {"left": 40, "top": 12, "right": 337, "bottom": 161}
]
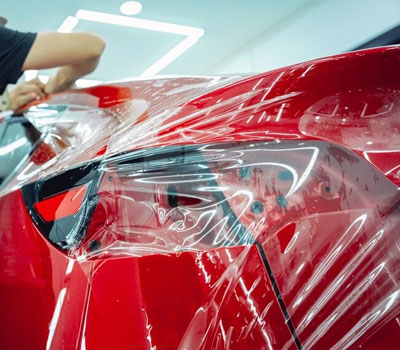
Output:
[{"left": 0, "top": 27, "right": 36, "bottom": 94}]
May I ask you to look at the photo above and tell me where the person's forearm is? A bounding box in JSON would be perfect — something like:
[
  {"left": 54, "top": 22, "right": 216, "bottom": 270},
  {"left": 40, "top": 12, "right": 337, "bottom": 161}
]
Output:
[
  {"left": 57, "top": 57, "right": 99, "bottom": 85},
  {"left": 45, "top": 56, "right": 101, "bottom": 93}
]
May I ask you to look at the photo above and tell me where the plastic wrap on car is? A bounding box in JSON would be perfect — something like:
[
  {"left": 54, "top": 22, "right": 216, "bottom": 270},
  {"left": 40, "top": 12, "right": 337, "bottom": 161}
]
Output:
[{"left": 0, "top": 47, "right": 400, "bottom": 350}]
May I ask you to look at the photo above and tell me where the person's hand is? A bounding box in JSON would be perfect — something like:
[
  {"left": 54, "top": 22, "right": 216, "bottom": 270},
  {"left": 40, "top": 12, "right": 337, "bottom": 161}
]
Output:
[{"left": 9, "top": 78, "right": 45, "bottom": 111}]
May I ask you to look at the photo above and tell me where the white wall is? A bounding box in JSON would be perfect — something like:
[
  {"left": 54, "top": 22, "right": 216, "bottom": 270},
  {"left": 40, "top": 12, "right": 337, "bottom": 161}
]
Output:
[{"left": 211, "top": 0, "right": 400, "bottom": 74}]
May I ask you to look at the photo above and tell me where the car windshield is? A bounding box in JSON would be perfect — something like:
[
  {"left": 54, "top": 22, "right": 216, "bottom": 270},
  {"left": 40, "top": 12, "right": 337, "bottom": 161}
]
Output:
[
  {"left": 0, "top": 104, "right": 72, "bottom": 191},
  {"left": 0, "top": 114, "right": 41, "bottom": 188}
]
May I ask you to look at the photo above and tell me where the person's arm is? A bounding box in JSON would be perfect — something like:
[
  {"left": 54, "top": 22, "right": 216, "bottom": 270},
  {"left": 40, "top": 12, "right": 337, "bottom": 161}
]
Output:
[
  {"left": 44, "top": 56, "right": 101, "bottom": 93},
  {"left": 22, "top": 32, "right": 105, "bottom": 93}
]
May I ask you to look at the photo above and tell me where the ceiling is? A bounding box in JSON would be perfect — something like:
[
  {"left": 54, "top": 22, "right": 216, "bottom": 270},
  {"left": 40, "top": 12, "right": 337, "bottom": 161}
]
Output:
[{"left": 2, "top": 0, "right": 400, "bottom": 83}]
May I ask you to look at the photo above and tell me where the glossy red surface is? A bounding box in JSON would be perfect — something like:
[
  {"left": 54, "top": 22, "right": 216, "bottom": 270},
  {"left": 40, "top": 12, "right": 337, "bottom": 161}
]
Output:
[
  {"left": 34, "top": 185, "right": 87, "bottom": 222},
  {"left": 1, "top": 46, "right": 400, "bottom": 349}
]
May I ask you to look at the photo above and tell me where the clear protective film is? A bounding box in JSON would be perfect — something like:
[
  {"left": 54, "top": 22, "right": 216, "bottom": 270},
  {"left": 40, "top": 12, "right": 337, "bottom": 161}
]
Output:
[{"left": 0, "top": 47, "right": 400, "bottom": 350}]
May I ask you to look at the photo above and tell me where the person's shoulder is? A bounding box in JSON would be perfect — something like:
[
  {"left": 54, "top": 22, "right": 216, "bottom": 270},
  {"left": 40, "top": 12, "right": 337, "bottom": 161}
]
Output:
[
  {"left": 0, "top": 27, "right": 36, "bottom": 48},
  {"left": 0, "top": 26, "right": 36, "bottom": 38},
  {"left": 0, "top": 26, "right": 17, "bottom": 37}
]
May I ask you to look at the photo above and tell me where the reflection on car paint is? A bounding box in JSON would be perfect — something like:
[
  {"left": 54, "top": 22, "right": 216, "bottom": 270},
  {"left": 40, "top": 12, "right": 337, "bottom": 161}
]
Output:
[{"left": 0, "top": 47, "right": 400, "bottom": 350}]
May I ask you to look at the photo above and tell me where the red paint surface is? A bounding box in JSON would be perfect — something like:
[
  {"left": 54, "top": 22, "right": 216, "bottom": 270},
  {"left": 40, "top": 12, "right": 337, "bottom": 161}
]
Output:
[
  {"left": 1, "top": 47, "right": 400, "bottom": 349},
  {"left": 34, "top": 185, "right": 87, "bottom": 222}
]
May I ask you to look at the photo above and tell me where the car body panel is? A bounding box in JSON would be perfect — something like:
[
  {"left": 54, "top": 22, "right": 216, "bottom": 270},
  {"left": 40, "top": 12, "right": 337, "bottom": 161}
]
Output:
[{"left": 0, "top": 46, "right": 400, "bottom": 349}]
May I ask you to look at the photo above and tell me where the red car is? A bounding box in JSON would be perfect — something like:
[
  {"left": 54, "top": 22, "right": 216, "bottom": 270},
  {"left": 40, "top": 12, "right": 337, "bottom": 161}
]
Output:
[{"left": 0, "top": 46, "right": 399, "bottom": 350}]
